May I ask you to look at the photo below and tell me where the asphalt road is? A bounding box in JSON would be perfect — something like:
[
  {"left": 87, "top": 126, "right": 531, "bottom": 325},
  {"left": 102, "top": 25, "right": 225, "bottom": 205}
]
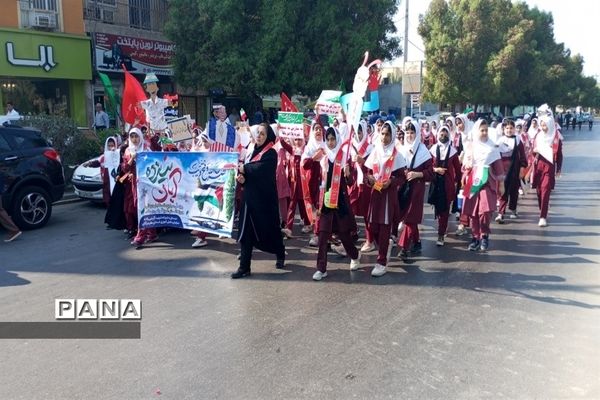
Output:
[{"left": 1, "top": 125, "right": 599, "bottom": 399}]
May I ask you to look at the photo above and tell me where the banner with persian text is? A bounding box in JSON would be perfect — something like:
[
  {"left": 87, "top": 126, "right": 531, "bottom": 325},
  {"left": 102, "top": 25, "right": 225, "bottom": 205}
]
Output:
[{"left": 136, "top": 152, "right": 238, "bottom": 237}]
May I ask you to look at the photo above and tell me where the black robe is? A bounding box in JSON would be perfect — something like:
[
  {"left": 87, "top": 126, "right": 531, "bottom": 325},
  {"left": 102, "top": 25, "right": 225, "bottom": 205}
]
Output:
[{"left": 237, "top": 147, "right": 284, "bottom": 254}]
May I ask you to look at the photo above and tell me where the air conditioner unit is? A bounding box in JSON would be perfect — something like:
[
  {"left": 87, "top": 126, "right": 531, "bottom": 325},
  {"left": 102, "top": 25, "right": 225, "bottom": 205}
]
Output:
[
  {"left": 101, "top": 9, "right": 114, "bottom": 23},
  {"left": 33, "top": 13, "right": 57, "bottom": 28}
]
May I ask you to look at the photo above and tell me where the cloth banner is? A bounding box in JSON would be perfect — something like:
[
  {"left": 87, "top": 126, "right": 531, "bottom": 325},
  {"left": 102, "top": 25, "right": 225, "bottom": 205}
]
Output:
[
  {"left": 278, "top": 112, "right": 304, "bottom": 139},
  {"left": 136, "top": 152, "right": 238, "bottom": 236}
]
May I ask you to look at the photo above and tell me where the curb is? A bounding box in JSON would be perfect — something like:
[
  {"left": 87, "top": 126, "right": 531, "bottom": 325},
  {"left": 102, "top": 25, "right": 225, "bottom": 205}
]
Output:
[{"left": 55, "top": 190, "right": 84, "bottom": 206}]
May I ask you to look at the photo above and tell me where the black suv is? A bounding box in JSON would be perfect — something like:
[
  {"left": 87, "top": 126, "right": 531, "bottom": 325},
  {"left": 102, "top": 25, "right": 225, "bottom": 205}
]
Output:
[{"left": 0, "top": 124, "right": 65, "bottom": 230}]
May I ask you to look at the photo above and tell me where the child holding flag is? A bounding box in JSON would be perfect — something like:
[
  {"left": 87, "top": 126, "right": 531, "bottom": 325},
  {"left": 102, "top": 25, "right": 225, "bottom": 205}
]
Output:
[{"left": 461, "top": 119, "right": 505, "bottom": 251}]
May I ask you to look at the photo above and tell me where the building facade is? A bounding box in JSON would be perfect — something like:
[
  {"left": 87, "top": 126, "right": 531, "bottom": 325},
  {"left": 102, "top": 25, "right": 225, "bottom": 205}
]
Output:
[
  {"left": 84, "top": 0, "right": 209, "bottom": 127},
  {"left": 0, "top": 0, "right": 92, "bottom": 126}
]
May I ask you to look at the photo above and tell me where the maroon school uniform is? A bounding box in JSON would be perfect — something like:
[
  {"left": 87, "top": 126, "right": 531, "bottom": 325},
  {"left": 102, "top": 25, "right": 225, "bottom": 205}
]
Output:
[
  {"left": 430, "top": 144, "right": 461, "bottom": 236},
  {"left": 531, "top": 126, "right": 563, "bottom": 219},
  {"left": 497, "top": 136, "right": 528, "bottom": 215}
]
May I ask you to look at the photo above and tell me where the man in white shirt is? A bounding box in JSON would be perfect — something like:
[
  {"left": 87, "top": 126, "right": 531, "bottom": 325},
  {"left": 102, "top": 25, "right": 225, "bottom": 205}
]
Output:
[{"left": 93, "top": 103, "right": 110, "bottom": 131}]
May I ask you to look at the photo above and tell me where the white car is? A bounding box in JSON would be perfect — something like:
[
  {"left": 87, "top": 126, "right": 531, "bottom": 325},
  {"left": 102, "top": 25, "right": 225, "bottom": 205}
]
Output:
[{"left": 71, "top": 157, "right": 104, "bottom": 202}]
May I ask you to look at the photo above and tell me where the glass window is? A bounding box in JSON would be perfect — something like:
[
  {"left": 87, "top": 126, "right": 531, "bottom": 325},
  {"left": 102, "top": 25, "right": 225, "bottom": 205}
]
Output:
[
  {"left": 11, "top": 133, "right": 48, "bottom": 150},
  {"left": 0, "top": 134, "right": 11, "bottom": 152}
]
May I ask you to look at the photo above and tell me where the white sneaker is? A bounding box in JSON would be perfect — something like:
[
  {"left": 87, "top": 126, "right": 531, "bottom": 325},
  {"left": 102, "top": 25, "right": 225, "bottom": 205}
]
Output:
[
  {"left": 360, "top": 241, "right": 376, "bottom": 252},
  {"left": 495, "top": 214, "right": 503, "bottom": 222},
  {"left": 397, "top": 222, "right": 404, "bottom": 232},
  {"left": 192, "top": 238, "right": 208, "bottom": 248},
  {"left": 350, "top": 254, "right": 361, "bottom": 271},
  {"left": 538, "top": 218, "right": 548, "bottom": 227},
  {"left": 509, "top": 211, "right": 519, "bottom": 219},
  {"left": 301, "top": 225, "right": 313, "bottom": 233},
  {"left": 436, "top": 235, "right": 444, "bottom": 246},
  {"left": 371, "top": 264, "right": 387, "bottom": 277},
  {"left": 308, "top": 235, "right": 319, "bottom": 247},
  {"left": 518, "top": 188, "right": 524, "bottom": 196},
  {"left": 312, "top": 270, "right": 328, "bottom": 281},
  {"left": 456, "top": 224, "right": 467, "bottom": 236},
  {"left": 332, "top": 244, "right": 347, "bottom": 257},
  {"left": 281, "top": 228, "right": 293, "bottom": 238}
]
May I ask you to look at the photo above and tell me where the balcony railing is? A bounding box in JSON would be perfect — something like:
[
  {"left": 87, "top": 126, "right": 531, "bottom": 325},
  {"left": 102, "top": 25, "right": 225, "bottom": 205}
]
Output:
[{"left": 84, "top": 0, "right": 169, "bottom": 32}]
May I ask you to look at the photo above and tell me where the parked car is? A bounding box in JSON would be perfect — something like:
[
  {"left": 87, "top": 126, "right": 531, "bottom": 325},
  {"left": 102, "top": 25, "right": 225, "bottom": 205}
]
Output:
[
  {"left": 0, "top": 123, "right": 65, "bottom": 230},
  {"left": 412, "top": 111, "right": 431, "bottom": 119},
  {"left": 71, "top": 157, "right": 104, "bottom": 202}
]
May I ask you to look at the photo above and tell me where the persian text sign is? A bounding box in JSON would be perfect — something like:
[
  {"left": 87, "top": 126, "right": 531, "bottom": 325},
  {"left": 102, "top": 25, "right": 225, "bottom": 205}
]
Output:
[
  {"left": 95, "top": 32, "right": 174, "bottom": 76},
  {"left": 136, "top": 152, "right": 238, "bottom": 236},
  {"left": 277, "top": 112, "right": 304, "bottom": 139},
  {"left": 316, "top": 90, "right": 342, "bottom": 116}
]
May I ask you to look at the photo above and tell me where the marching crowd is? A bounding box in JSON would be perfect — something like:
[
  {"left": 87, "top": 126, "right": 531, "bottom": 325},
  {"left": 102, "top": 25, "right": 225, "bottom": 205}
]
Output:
[{"left": 93, "top": 102, "right": 564, "bottom": 281}]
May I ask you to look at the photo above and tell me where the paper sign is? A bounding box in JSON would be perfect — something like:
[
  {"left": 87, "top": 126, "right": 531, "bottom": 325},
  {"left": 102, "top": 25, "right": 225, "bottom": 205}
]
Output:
[
  {"left": 316, "top": 90, "right": 343, "bottom": 116},
  {"left": 278, "top": 112, "right": 305, "bottom": 139},
  {"left": 167, "top": 116, "right": 192, "bottom": 142}
]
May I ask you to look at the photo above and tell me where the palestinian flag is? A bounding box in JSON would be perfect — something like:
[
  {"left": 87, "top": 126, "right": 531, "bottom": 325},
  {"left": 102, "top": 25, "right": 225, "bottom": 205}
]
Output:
[
  {"left": 194, "top": 186, "right": 224, "bottom": 212},
  {"left": 463, "top": 166, "right": 489, "bottom": 198}
]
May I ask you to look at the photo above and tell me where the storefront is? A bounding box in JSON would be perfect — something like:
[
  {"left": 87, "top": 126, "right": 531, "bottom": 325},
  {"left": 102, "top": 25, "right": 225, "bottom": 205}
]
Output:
[
  {"left": 0, "top": 28, "right": 92, "bottom": 126},
  {"left": 91, "top": 31, "right": 209, "bottom": 126}
]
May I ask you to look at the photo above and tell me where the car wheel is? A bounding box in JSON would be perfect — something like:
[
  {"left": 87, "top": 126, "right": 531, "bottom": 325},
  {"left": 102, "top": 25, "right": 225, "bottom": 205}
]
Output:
[{"left": 11, "top": 186, "right": 52, "bottom": 230}]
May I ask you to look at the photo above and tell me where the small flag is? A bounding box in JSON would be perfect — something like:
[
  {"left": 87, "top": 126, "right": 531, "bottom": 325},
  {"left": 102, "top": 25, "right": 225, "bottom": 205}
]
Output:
[
  {"left": 280, "top": 92, "right": 298, "bottom": 112},
  {"left": 240, "top": 108, "right": 247, "bottom": 121},
  {"left": 464, "top": 166, "right": 489, "bottom": 198}
]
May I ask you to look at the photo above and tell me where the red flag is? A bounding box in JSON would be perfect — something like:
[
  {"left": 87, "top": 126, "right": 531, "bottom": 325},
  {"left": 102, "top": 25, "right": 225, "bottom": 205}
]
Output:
[
  {"left": 280, "top": 92, "right": 298, "bottom": 112},
  {"left": 121, "top": 66, "right": 147, "bottom": 125}
]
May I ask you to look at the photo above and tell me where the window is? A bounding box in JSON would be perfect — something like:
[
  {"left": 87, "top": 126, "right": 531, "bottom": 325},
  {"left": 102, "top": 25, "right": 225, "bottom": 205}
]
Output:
[
  {"left": 11, "top": 133, "right": 48, "bottom": 150},
  {"left": 30, "top": 0, "right": 57, "bottom": 11},
  {"left": 129, "top": 0, "right": 151, "bottom": 30}
]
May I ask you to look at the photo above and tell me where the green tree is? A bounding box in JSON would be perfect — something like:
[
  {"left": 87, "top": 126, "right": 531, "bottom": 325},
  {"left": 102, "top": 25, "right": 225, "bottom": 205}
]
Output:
[{"left": 165, "top": 0, "right": 402, "bottom": 100}]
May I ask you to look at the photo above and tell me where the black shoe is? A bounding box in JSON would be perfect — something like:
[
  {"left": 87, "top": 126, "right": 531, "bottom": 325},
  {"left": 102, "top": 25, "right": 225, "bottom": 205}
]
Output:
[
  {"left": 480, "top": 235, "right": 489, "bottom": 251},
  {"left": 399, "top": 249, "right": 409, "bottom": 260},
  {"left": 275, "top": 258, "right": 285, "bottom": 269},
  {"left": 468, "top": 238, "right": 480, "bottom": 251},
  {"left": 231, "top": 269, "right": 251, "bottom": 279},
  {"left": 410, "top": 241, "right": 422, "bottom": 254}
]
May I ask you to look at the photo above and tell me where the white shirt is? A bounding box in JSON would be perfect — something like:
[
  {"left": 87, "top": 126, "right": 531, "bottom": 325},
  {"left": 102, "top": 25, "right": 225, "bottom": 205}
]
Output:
[
  {"left": 6, "top": 109, "right": 19, "bottom": 118},
  {"left": 140, "top": 97, "right": 169, "bottom": 131}
]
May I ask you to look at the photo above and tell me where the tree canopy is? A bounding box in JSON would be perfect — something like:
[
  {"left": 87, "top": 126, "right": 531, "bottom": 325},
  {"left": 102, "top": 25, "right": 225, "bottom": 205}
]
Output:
[
  {"left": 165, "top": 0, "right": 402, "bottom": 99},
  {"left": 418, "top": 0, "right": 600, "bottom": 109}
]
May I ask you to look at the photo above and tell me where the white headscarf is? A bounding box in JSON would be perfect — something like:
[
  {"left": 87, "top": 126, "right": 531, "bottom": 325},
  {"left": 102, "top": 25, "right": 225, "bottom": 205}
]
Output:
[
  {"left": 534, "top": 114, "right": 557, "bottom": 164},
  {"left": 429, "top": 126, "right": 457, "bottom": 161},
  {"left": 352, "top": 119, "right": 373, "bottom": 157},
  {"left": 365, "top": 121, "right": 407, "bottom": 176},
  {"left": 301, "top": 121, "right": 326, "bottom": 161},
  {"left": 401, "top": 118, "right": 432, "bottom": 169},
  {"left": 465, "top": 119, "right": 501, "bottom": 168},
  {"left": 127, "top": 127, "right": 145, "bottom": 154},
  {"left": 324, "top": 127, "right": 343, "bottom": 164},
  {"left": 527, "top": 118, "right": 539, "bottom": 139},
  {"left": 496, "top": 123, "right": 520, "bottom": 156},
  {"left": 455, "top": 114, "right": 473, "bottom": 143}
]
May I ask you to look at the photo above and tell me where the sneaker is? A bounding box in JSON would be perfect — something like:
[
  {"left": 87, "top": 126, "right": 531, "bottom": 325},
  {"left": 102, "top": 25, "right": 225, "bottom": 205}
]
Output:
[
  {"left": 456, "top": 225, "right": 467, "bottom": 236},
  {"left": 360, "top": 241, "right": 376, "bottom": 252},
  {"left": 312, "top": 270, "right": 327, "bottom": 281},
  {"left": 281, "top": 228, "right": 293, "bottom": 239},
  {"left": 410, "top": 241, "right": 422, "bottom": 254},
  {"left": 301, "top": 225, "right": 313, "bottom": 234},
  {"left": 390, "top": 234, "right": 398, "bottom": 247},
  {"left": 468, "top": 238, "right": 480, "bottom": 251},
  {"left": 350, "top": 254, "right": 361, "bottom": 271},
  {"left": 4, "top": 231, "right": 22, "bottom": 243},
  {"left": 538, "top": 218, "right": 548, "bottom": 227},
  {"left": 495, "top": 214, "right": 504, "bottom": 224},
  {"left": 145, "top": 235, "right": 158, "bottom": 244},
  {"left": 509, "top": 211, "right": 519, "bottom": 219},
  {"left": 436, "top": 235, "right": 444, "bottom": 246},
  {"left": 131, "top": 237, "right": 146, "bottom": 247},
  {"left": 398, "top": 249, "right": 409, "bottom": 260},
  {"left": 455, "top": 212, "right": 461, "bottom": 221},
  {"left": 518, "top": 188, "right": 524, "bottom": 196},
  {"left": 480, "top": 236, "right": 489, "bottom": 251},
  {"left": 308, "top": 235, "right": 319, "bottom": 247},
  {"left": 192, "top": 238, "right": 208, "bottom": 248},
  {"left": 332, "top": 244, "right": 347, "bottom": 257},
  {"left": 371, "top": 264, "right": 387, "bottom": 277}
]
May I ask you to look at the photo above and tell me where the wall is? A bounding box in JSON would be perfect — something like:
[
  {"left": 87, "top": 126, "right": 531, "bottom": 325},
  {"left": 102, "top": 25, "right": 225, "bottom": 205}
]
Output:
[
  {"left": 0, "top": 1, "right": 18, "bottom": 28},
  {"left": 379, "top": 83, "right": 403, "bottom": 115},
  {"left": 62, "top": 0, "right": 85, "bottom": 34}
]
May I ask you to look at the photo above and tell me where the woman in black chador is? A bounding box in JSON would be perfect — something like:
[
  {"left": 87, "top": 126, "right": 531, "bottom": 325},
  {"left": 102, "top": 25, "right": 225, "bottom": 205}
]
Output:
[{"left": 232, "top": 123, "right": 285, "bottom": 279}]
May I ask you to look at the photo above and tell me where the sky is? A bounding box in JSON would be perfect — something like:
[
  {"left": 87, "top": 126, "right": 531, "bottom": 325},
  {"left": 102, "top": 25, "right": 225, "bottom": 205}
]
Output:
[{"left": 392, "top": 0, "right": 600, "bottom": 78}]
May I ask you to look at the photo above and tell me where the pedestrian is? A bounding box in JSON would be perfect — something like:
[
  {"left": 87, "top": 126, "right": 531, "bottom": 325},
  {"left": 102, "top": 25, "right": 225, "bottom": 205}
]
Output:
[
  {"left": 232, "top": 123, "right": 286, "bottom": 279},
  {"left": 83, "top": 137, "right": 119, "bottom": 207},
  {"left": 421, "top": 121, "right": 436, "bottom": 149},
  {"left": 428, "top": 126, "right": 461, "bottom": 246},
  {"left": 0, "top": 174, "right": 22, "bottom": 242},
  {"left": 589, "top": 115, "right": 594, "bottom": 131},
  {"left": 364, "top": 121, "right": 407, "bottom": 276},
  {"left": 284, "top": 136, "right": 312, "bottom": 235},
  {"left": 397, "top": 118, "right": 434, "bottom": 259},
  {"left": 312, "top": 127, "right": 361, "bottom": 281},
  {"left": 5, "top": 101, "right": 19, "bottom": 120},
  {"left": 93, "top": 103, "right": 110, "bottom": 131},
  {"left": 461, "top": 119, "right": 505, "bottom": 252},
  {"left": 301, "top": 120, "right": 326, "bottom": 247},
  {"left": 531, "top": 114, "right": 563, "bottom": 227},
  {"left": 272, "top": 126, "right": 293, "bottom": 238},
  {"left": 104, "top": 139, "right": 127, "bottom": 231},
  {"left": 495, "top": 119, "right": 528, "bottom": 223}
]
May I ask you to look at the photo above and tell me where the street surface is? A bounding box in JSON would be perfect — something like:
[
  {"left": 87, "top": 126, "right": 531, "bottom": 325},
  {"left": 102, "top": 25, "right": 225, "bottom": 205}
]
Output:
[{"left": 1, "top": 124, "right": 599, "bottom": 399}]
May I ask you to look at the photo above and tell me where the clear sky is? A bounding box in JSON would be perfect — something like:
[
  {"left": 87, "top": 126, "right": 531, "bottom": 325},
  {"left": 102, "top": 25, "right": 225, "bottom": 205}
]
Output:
[{"left": 393, "top": 0, "right": 600, "bottom": 79}]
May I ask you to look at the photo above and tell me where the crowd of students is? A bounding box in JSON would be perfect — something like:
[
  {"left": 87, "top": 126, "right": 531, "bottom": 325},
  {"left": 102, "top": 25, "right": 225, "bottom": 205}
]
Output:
[{"left": 93, "top": 104, "right": 564, "bottom": 281}]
